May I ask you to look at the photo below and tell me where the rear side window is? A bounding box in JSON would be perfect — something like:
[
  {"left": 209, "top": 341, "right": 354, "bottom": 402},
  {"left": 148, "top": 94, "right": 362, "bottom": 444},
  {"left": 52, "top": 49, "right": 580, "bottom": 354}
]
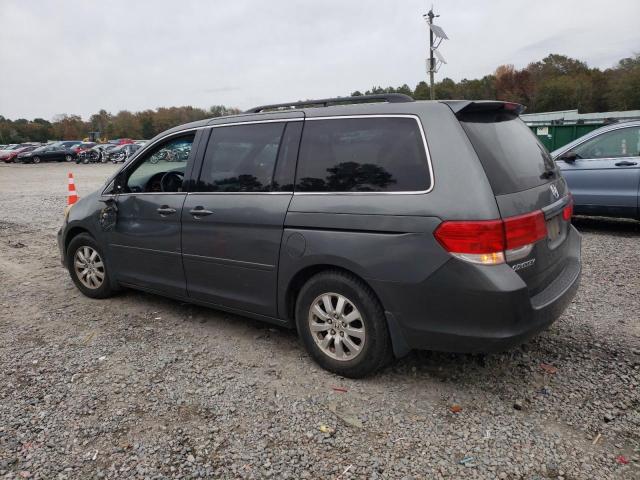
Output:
[
  {"left": 295, "top": 117, "right": 431, "bottom": 192},
  {"left": 460, "top": 111, "right": 557, "bottom": 195},
  {"left": 572, "top": 127, "right": 640, "bottom": 159},
  {"left": 198, "top": 122, "right": 286, "bottom": 192}
]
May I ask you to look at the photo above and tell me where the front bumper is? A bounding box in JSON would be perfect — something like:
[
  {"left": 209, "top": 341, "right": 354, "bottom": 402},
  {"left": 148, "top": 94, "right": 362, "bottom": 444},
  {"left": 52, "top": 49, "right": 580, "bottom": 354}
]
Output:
[
  {"left": 372, "top": 225, "right": 582, "bottom": 354},
  {"left": 57, "top": 227, "right": 66, "bottom": 266}
]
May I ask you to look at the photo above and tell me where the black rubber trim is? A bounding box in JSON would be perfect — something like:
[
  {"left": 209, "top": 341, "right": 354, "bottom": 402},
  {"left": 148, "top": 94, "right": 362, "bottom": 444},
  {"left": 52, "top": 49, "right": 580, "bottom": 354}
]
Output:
[
  {"left": 531, "top": 258, "right": 580, "bottom": 309},
  {"left": 286, "top": 225, "right": 407, "bottom": 235}
]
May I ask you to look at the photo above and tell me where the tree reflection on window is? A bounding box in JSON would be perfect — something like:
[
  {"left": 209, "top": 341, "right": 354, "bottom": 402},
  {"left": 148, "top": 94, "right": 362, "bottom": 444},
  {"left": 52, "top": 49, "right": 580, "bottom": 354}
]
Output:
[
  {"left": 298, "top": 162, "right": 396, "bottom": 192},
  {"left": 206, "top": 174, "right": 266, "bottom": 192}
]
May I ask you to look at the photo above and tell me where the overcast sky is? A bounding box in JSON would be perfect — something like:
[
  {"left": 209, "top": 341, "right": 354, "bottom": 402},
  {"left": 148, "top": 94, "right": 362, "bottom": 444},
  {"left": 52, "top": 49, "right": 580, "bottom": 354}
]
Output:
[{"left": 1, "top": 0, "right": 638, "bottom": 120}]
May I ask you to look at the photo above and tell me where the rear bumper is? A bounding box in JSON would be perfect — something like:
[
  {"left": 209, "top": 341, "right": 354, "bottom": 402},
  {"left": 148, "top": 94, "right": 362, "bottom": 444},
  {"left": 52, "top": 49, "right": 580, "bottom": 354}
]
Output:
[{"left": 372, "top": 225, "right": 582, "bottom": 355}]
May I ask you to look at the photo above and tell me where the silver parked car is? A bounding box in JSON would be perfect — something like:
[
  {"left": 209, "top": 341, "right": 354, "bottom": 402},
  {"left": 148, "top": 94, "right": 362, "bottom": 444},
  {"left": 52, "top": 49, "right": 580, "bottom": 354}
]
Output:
[{"left": 553, "top": 121, "right": 640, "bottom": 220}]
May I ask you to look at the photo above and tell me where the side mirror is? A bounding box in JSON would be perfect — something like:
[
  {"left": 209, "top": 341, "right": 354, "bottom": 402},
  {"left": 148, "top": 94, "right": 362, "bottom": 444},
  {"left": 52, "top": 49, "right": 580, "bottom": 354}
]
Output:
[{"left": 559, "top": 151, "right": 578, "bottom": 162}]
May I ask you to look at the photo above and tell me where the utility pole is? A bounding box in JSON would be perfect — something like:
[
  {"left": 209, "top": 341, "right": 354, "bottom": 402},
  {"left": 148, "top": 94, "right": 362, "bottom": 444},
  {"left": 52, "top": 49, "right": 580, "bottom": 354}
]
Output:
[
  {"left": 427, "top": 9, "right": 436, "bottom": 100},
  {"left": 423, "top": 7, "right": 448, "bottom": 101}
]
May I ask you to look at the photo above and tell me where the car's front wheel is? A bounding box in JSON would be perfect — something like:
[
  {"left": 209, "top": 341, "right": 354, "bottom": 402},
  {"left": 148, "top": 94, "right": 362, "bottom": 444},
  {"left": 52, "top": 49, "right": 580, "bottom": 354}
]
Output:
[
  {"left": 295, "top": 270, "right": 392, "bottom": 378},
  {"left": 32, "top": 156, "right": 41, "bottom": 164},
  {"left": 66, "top": 233, "right": 113, "bottom": 299},
  {"left": 65, "top": 154, "right": 73, "bottom": 162}
]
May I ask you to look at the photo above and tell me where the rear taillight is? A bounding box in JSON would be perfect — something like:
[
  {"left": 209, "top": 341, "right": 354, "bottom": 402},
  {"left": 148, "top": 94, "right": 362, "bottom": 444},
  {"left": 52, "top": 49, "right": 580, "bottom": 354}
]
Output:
[
  {"left": 504, "top": 211, "right": 547, "bottom": 250},
  {"left": 562, "top": 197, "right": 573, "bottom": 221},
  {"left": 434, "top": 210, "right": 547, "bottom": 265}
]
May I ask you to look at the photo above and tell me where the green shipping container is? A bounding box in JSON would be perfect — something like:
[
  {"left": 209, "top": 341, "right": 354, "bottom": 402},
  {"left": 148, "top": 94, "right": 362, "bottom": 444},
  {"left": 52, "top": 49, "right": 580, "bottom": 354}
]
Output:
[{"left": 529, "top": 123, "right": 603, "bottom": 151}]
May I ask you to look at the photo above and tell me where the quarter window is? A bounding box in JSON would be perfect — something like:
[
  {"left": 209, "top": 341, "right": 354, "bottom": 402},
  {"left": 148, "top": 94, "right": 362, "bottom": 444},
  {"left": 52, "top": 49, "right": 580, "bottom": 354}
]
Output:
[
  {"left": 572, "top": 127, "right": 640, "bottom": 159},
  {"left": 198, "top": 123, "right": 286, "bottom": 192},
  {"left": 295, "top": 117, "right": 431, "bottom": 192}
]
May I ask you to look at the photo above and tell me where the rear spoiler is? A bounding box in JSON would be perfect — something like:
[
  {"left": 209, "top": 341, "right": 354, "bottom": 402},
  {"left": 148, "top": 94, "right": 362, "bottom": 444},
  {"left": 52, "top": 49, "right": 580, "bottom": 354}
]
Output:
[{"left": 441, "top": 100, "right": 526, "bottom": 116}]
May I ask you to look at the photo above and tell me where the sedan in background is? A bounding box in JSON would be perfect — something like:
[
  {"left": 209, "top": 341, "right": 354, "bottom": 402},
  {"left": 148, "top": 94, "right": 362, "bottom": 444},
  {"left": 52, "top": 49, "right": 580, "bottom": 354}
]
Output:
[
  {"left": 18, "top": 144, "right": 77, "bottom": 163},
  {"left": 553, "top": 121, "right": 640, "bottom": 220},
  {"left": 1, "top": 145, "right": 39, "bottom": 163}
]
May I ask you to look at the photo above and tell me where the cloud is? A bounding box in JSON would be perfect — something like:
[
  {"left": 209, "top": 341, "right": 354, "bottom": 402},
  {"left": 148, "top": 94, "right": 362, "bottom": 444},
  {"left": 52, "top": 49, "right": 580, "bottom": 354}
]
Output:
[{"left": 0, "top": 0, "right": 638, "bottom": 120}]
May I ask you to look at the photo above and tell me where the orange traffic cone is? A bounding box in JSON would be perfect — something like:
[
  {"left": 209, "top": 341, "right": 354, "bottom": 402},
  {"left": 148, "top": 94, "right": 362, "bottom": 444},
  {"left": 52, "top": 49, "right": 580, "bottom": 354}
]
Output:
[{"left": 67, "top": 172, "right": 79, "bottom": 205}]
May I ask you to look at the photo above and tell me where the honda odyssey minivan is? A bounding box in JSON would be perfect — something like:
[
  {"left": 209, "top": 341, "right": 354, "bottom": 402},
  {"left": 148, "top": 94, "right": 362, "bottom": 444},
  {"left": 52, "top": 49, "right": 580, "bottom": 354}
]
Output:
[{"left": 58, "top": 94, "right": 581, "bottom": 377}]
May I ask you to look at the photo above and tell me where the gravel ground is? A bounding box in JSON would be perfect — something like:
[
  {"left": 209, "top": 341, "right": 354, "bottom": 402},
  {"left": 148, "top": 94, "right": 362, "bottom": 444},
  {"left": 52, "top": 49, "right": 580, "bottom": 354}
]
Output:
[{"left": 0, "top": 162, "right": 638, "bottom": 480}]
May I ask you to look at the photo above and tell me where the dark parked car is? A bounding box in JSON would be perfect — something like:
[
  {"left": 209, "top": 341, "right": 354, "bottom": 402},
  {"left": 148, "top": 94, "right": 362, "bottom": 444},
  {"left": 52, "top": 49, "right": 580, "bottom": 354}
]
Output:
[
  {"left": 19, "top": 141, "right": 83, "bottom": 163},
  {"left": 553, "top": 121, "right": 640, "bottom": 220},
  {"left": 108, "top": 143, "right": 141, "bottom": 163},
  {"left": 58, "top": 94, "right": 581, "bottom": 377},
  {"left": 18, "top": 144, "right": 71, "bottom": 163}
]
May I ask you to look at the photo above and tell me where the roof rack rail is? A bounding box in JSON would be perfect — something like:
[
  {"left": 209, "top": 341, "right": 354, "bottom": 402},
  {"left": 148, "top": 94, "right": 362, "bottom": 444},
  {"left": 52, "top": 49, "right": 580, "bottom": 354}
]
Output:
[{"left": 245, "top": 93, "right": 414, "bottom": 114}]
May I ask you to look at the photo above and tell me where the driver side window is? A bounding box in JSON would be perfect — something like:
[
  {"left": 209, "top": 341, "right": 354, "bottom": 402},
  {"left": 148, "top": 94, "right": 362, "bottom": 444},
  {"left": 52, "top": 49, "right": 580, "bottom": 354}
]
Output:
[
  {"left": 125, "top": 134, "right": 195, "bottom": 193},
  {"left": 573, "top": 127, "right": 640, "bottom": 160}
]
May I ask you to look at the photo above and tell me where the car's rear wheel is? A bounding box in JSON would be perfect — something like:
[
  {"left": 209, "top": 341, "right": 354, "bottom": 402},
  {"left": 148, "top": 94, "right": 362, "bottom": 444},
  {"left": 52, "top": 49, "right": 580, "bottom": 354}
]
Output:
[
  {"left": 65, "top": 154, "right": 73, "bottom": 162},
  {"left": 32, "top": 156, "right": 41, "bottom": 164},
  {"left": 66, "top": 233, "right": 113, "bottom": 299},
  {"left": 295, "top": 270, "right": 392, "bottom": 378}
]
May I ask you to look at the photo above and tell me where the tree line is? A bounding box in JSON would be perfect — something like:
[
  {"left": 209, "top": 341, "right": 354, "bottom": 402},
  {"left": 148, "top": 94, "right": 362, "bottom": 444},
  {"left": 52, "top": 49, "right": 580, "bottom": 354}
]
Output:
[
  {"left": 1, "top": 53, "right": 638, "bottom": 143},
  {"left": 0, "top": 105, "right": 240, "bottom": 144},
  {"left": 352, "top": 53, "right": 640, "bottom": 114}
]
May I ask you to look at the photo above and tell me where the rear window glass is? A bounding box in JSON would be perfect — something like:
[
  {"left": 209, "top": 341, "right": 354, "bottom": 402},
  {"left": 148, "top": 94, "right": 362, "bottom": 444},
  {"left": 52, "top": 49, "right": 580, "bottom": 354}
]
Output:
[
  {"left": 460, "top": 112, "right": 557, "bottom": 195},
  {"left": 295, "top": 117, "right": 431, "bottom": 192}
]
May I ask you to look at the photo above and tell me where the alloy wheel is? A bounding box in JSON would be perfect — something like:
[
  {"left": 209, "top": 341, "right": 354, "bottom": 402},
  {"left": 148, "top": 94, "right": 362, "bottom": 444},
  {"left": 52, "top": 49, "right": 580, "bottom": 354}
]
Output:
[
  {"left": 308, "top": 292, "right": 366, "bottom": 361},
  {"left": 74, "top": 246, "right": 105, "bottom": 289}
]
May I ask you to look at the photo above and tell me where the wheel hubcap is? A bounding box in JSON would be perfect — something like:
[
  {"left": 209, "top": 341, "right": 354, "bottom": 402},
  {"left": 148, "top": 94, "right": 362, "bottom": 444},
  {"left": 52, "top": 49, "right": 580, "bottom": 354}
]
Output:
[
  {"left": 74, "top": 246, "right": 105, "bottom": 289},
  {"left": 308, "top": 293, "right": 366, "bottom": 361}
]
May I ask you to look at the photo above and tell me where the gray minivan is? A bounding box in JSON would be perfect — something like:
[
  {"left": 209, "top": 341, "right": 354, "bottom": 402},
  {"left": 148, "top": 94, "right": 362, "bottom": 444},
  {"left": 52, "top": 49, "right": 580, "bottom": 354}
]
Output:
[{"left": 58, "top": 94, "right": 581, "bottom": 377}]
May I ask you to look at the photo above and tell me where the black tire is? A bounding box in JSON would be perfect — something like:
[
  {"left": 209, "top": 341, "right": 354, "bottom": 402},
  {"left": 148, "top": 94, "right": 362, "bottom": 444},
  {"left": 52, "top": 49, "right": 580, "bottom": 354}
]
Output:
[
  {"left": 66, "top": 233, "right": 114, "bottom": 299},
  {"left": 295, "top": 270, "right": 393, "bottom": 378},
  {"left": 32, "top": 156, "right": 41, "bottom": 164},
  {"left": 65, "top": 154, "right": 73, "bottom": 162}
]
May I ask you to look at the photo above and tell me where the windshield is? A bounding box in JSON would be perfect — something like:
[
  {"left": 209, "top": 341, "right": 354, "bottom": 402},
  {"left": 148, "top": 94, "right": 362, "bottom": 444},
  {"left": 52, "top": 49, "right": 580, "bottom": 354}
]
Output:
[{"left": 460, "top": 111, "right": 557, "bottom": 195}]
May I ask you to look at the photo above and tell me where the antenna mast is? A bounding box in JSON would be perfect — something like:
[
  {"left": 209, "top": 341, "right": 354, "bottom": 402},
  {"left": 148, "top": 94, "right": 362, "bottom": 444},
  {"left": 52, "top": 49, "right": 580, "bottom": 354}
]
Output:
[{"left": 423, "top": 6, "right": 448, "bottom": 100}]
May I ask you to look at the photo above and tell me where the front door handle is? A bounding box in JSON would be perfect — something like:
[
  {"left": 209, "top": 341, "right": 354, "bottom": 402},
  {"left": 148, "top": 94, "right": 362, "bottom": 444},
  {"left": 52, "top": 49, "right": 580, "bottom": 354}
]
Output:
[
  {"left": 156, "top": 206, "right": 177, "bottom": 215},
  {"left": 615, "top": 160, "right": 637, "bottom": 166},
  {"left": 189, "top": 207, "right": 214, "bottom": 217}
]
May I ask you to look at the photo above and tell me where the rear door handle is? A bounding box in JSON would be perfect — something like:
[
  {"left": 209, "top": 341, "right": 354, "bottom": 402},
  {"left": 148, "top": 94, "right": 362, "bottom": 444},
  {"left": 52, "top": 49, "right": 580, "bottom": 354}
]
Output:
[
  {"left": 189, "top": 207, "right": 214, "bottom": 217},
  {"left": 615, "top": 160, "right": 637, "bottom": 166},
  {"left": 156, "top": 206, "right": 177, "bottom": 215}
]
